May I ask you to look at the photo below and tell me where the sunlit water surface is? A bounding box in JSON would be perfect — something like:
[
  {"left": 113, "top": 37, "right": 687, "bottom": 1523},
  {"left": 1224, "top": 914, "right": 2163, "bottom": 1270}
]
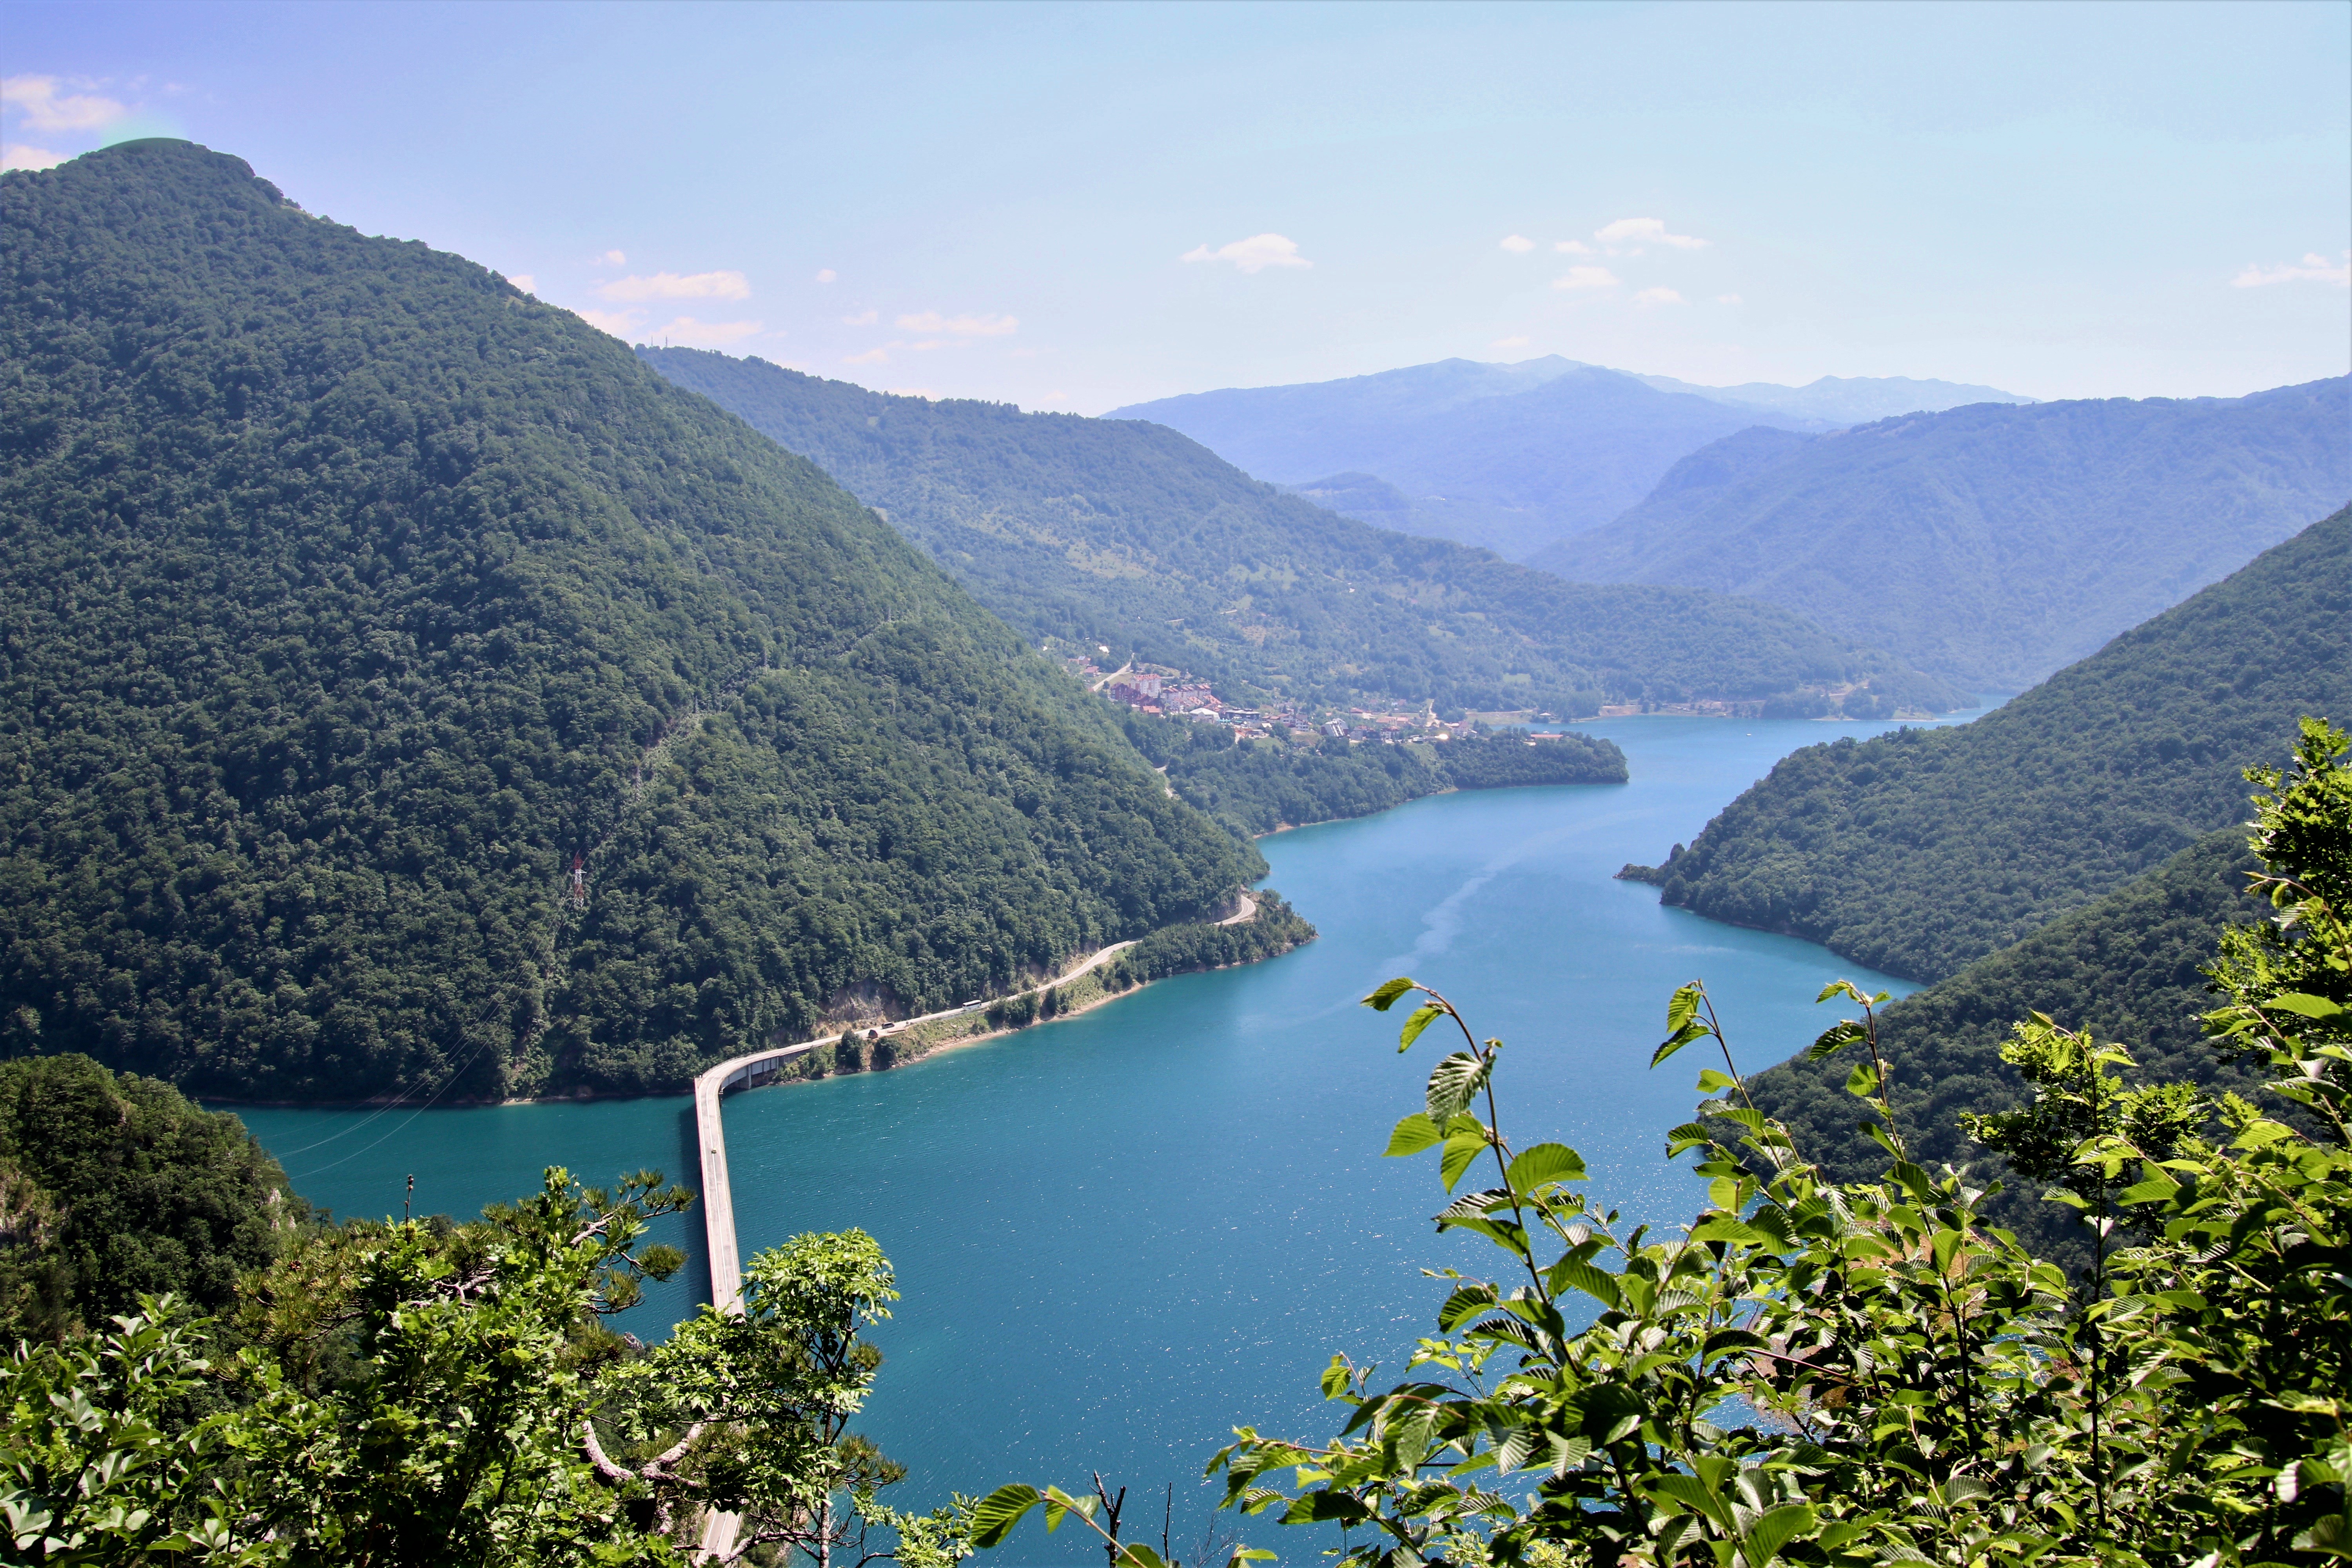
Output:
[{"left": 234, "top": 710, "right": 1988, "bottom": 1556}]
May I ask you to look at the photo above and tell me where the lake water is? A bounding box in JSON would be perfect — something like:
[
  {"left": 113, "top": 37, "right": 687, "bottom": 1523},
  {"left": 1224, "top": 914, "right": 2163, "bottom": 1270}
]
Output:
[{"left": 233, "top": 711, "right": 1983, "bottom": 1557}]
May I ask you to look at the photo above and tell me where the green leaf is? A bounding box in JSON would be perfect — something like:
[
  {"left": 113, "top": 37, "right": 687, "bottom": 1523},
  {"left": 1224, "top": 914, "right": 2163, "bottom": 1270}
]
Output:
[
  {"left": 1385, "top": 1114, "right": 1444, "bottom": 1157},
  {"left": 1396, "top": 1003, "right": 1445, "bottom": 1052},
  {"left": 1546, "top": 1255, "right": 1623, "bottom": 1309},
  {"left": 1042, "top": 1486, "right": 1097, "bottom": 1532},
  {"left": 1504, "top": 1142, "right": 1587, "bottom": 1192},
  {"left": 1807, "top": 1019, "right": 1866, "bottom": 1060},
  {"left": 1740, "top": 1502, "right": 1819, "bottom": 1565},
  {"left": 1695, "top": 1068, "right": 1736, "bottom": 1094},
  {"left": 2265, "top": 992, "right": 2347, "bottom": 1019},
  {"left": 1426, "top": 1051, "right": 1491, "bottom": 1122},
  {"left": 969, "top": 1485, "right": 1042, "bottom": 1548},
  {"left": 1651, "top": 1020, "right": 1709, "bottom": 1069},
  {"left": 1362, "top": 978, "right": 1416, "bottom": 1012},
  {"left": 1439, "top": 1132, "right": 1489, "bottom": 1192},
  {"left": 1844, "top": 1062, "right": 1880, "bottom": 1099}
]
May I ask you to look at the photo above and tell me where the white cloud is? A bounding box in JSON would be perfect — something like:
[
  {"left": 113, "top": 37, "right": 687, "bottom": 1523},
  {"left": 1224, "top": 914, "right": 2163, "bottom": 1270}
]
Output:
[
  {"left": 814, "top": 268, "right": 838, "bottom": 284},
  {"left": 1, "top": 142, "right": 66, "bottom": 170},
  {"left": 1034, "top": 392, "right": 1070, "bottom": 405},
  {"left": 646, "top": 316, "right": 764, "bottom": 347},
  {"left": 1716, "top": 293, "right": 1743, "bottom": 305},
  {"left": 896, "top": 311, "right": 1017, "bottom": 336},
  {"left": 1491, "top": 334, "right": 1534, "bottom": 349},
  {"left": 842, "top": 309, "right": 878, "bottom": 326},
  {"left": 1, "top": 75, "right": 128, "bottom": 133},
  {"left": 1552, "top": 266, "right": 1621, "bottom": 290},
  {"left": 508, "top": 274, "right": 537, "bottom": 295},
  {"left": 1499, "top": 234, "right": 1534, "bottom": 254},
  {"left": 599, "top": 250, "right": 626, "bottom": 267},
  {"left": 2232, "top": 252, "right": 2350, "bottom": 289},
  {"left": 597, "top": 270, "right": 751, "bottom": 303},
  {"left": 1180, "top": 233, "right": 1312, "bottom": 273},
  {"left": 844, "top": 346, "right": 891, "bottom": 365},
  {"left": 1595, "top": 217, "right": 1708, "bottom": 252},
  {"left": 1553, "top": 239, "right": 1594, "bottom": 256},
  {"left": 1632, "top": 287, "right": 1685, "bottom": 307}
]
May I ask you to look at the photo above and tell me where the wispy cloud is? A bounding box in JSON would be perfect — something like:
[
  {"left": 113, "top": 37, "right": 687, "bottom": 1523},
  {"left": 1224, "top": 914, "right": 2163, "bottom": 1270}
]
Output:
[
  {"left": 1554, "top": 239, "right": 1594, "bottom": 256},
  {"left": 845, "top": 346, "right": 891, "bottom": 365},
  {"left": 1595, "top": 217, "right": 1708, "bottom": 252},
  {"left": 1034, "top": 392, "right": 1070, "bottom": 405},
  {"left": 597, "top": 270, "right": 751, "bottom": 303},
  {"left": 1, "top": 75, "right": 128, "bottom": 133},
  {"left": 1499, "top": 234, "right": 1534, "bottom": 254},
  {"left": 1632, "top": 287, "right": 1685, "bottom": 307},
  {"left": 1, "top": 142, "right": 67, "bottom": 170},
  {"left": 2232, "top": 252, "right": 2350, "bottom": 289},
  {"left": 1491, "top": 334, "right": 1534, "bottom": 349},
  {"left": 815, "top": 268, "right": 838, "bottom": 284},
  {"left": 1181, "top": 233, "right": 1312, "bottom": 273},
  {"left": 1553, "top": 266, "right": 1620, "bottom": 291},
  {"left": 509, "top": 274, "right": 537, "bottom": 295},
  {"left": 1716, "top": 293, "right": 1743, "bottom": 305},
  {"left": 842, "top": 309, "right": 878, "bottom": 326},
  {"left": 896, "top": 311, "right": 1017, "bottom": 336},
  {"left": 598, "top": 249, "right": 626, "bottom": 267}
]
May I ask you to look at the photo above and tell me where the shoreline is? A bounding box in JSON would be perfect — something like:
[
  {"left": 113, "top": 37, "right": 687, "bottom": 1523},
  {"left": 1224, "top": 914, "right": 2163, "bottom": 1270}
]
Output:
[{"left": 204, "top": 897, "right": 1295, "bottom": 1114}]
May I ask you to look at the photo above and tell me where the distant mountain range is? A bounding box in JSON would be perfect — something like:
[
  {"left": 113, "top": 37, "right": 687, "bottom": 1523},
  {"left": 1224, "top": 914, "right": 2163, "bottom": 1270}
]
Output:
[
  {"left": 1535, "top": 377, "right": 2350, "bottom": 691},
  {"left": 644, "top": 348, "right": 1964, "bottom": 721},
  {"left": 1105, "top": 357, "right": 2030, "bottom": 559}
]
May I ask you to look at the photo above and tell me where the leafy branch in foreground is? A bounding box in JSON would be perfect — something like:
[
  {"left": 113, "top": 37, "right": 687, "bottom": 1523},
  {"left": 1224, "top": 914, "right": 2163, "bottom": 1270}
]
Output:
[{"left": 971, "top": 723, "right": 2351, "bottom": 1566}]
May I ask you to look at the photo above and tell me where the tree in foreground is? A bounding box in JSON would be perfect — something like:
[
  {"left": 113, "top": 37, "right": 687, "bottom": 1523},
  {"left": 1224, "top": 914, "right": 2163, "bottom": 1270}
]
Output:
[{"left": 975, "top": 719, "right": 2351, "bottom": 1566}]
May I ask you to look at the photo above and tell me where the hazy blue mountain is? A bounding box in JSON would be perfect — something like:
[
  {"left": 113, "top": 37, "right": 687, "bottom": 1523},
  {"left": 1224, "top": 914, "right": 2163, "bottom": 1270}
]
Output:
[
  {"left": 1653, "top": 509, "right": 2351, "bottom": 984},
  {"left": 642, "top": 348, "right": 1966, "bottom": 721},
  {"left": 1632, "top": 372, "right": 2032, "bottom": 424},
  {"left": 1107, "top": 358, "right": 1822, "bottom": 557},
  {"left": 1537, "top": 379, "right": 2350, "bottom": 691}
]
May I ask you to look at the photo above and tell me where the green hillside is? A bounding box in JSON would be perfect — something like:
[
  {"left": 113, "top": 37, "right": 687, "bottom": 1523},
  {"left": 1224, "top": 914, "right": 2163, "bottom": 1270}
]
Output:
[
  {"left": 1537, "top": 380, "right": 2350, "bottom": 691},
  {"left": 0, "top": 1054, "right": 298, "bottom": 1340},
  {"left": 1744, "top": 828, "right": 2268, "bottom": 1270},
  {"left": 640, "top": 348, "right": 1962, "bottom": 721},
  {"left": 1114, "top": 714, "right": 1627, "bottom": 838},
  {"left": 1654, "top": 509, "right": 2350, "bottom": 982},
  {"left": 0, "top": 142, "right": 1261, "bottom": 1103}
]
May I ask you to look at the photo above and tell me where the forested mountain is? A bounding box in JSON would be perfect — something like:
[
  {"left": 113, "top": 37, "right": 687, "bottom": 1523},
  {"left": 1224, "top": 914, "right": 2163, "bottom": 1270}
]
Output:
[
  {"left": 1105, "top": 357, "right": 1825, "bottom": 557},
  {"left": 0, "top": 1054, "right": 297, "bottom": 1340},
  {"left": 1653, "top": 509, "right": 2350, "bottom": 982},
  {"left": 1536, "top": 378, "right": 2350, "bottom": 690},
  {"left": 1629, "top": 371, "right": 2031, "bottom": 425},
  {"left": 1114, "top": 713, "right": 1627, "bottom": 838},
  {"left": 0, "top": 140, "right": 1262, "bottom": 1104},
  {"left": 1745, "top": 828, "right": 2267, "bottom": 1270},
  {"left": 641, "top": 348, "right": 1960, "bottom": 720}
]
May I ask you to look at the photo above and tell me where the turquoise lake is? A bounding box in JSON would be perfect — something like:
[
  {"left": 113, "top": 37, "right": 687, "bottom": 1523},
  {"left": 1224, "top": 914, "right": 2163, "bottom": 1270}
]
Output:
[{"left": 231, "top": 711, "right": 1984, "bottom": 1556}]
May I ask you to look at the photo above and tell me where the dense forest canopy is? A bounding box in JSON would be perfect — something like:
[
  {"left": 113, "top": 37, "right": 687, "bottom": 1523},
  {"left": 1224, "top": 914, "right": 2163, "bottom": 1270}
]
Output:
[
  {"left": 0, "top": 141, "right": 1260, "bottom": 1103},
  {"left": 1538, "top": 378, "right": 2350, "bottom": 690},
  {"left": 1744, "top": 827, "right": 2271, "bottom": 1270},
  {"left": 1656, "top": 508, "right": 2351, "bottom": 982},
  {"left": 640, "top": 348, "right": 1962, "bottom": 721},
  {"left": 0, "top": 1054, "right": 296, "bottom": 1341}
]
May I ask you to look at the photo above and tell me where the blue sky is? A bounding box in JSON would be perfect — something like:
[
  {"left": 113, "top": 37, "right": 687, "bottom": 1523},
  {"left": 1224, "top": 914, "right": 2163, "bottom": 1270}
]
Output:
[{"left": 7, "top": 0, "right": 2347, "bottom": 412}]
